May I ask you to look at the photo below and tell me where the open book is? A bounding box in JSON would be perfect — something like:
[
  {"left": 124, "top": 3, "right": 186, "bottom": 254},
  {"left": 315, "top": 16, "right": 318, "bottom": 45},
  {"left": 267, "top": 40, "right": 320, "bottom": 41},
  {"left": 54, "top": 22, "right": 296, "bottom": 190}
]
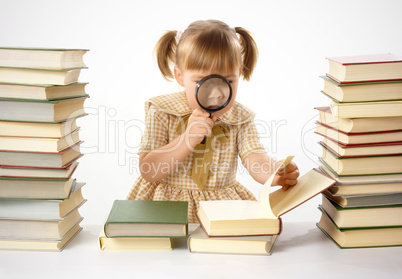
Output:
[{"left": 197, "top": 156, "right": 336, "bottom": 236}]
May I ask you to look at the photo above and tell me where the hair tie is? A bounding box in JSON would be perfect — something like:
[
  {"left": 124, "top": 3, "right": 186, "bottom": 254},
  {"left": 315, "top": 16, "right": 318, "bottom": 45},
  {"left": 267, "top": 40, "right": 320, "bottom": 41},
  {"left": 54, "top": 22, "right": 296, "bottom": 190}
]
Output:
[{"left": 176, "top": 31, "right": 183, "bottom": 42}]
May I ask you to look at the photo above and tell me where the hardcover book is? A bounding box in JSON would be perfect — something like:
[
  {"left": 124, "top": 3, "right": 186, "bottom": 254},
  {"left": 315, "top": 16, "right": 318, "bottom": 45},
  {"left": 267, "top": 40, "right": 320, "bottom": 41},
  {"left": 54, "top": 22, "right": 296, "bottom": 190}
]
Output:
[
  {"left": 315, "top": 106, "right": 402, "bottom": 133},
  {"left": 0, "top": 47, "right": 88, "bottom": 69},
  {"left": 0, "top": 96, "right": 88, "bottom": 122},
  {"left": 317, "top": 207, "right": 402, "bottom": 248},
  {"left": 315, "top": 123, "right": 402, "bottom": 145},
  {"left": 197, "top": 156, "right": 336, "bottom": 237},
  {"left": 320, "top": 195, "right": 402, "bottom": 228},
  {"left": 326, "top": 53, "right": 402, "bottom": 83},
  {"left": 321, "top": 75, "right": 402, "bottom": 102},
  {"left": 188, "top": 226, "right": 278, "bottom": 255},
  {"left": 104, "top": 200, "right": 188, "bottom": 238}
]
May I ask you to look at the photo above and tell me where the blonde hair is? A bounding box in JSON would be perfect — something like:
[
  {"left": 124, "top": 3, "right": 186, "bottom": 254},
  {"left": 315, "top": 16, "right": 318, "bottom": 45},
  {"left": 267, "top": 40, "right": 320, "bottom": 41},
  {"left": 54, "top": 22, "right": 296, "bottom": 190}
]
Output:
[{"left": 154, "top": 20, "right": 258, "bottom": 81}]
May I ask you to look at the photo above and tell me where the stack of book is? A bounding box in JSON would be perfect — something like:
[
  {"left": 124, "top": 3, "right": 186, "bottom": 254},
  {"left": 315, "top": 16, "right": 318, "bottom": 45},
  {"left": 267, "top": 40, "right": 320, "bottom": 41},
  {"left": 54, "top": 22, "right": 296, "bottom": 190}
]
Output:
[
  {"left": 0, "top": 47, "right": 89, "bottom": 251},
  {"left": 99, "top": 200, "right": 188, "bottom": 251},
  {"left": 189, "top": 156, "right": 336, "bottom": 255},
  {"left": 315, "top": 53, "right": 402, "bottom": 248}
]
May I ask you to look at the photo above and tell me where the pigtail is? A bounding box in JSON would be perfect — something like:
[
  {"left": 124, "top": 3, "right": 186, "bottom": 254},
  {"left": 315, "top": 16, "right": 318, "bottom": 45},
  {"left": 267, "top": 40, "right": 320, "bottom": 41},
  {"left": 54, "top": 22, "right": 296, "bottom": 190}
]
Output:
[
  {"left": 234, "top": 27, "right": 258, "bottom": 81},
  {"left": 154, "top": 30, "right": 178, "bottom": 81}
]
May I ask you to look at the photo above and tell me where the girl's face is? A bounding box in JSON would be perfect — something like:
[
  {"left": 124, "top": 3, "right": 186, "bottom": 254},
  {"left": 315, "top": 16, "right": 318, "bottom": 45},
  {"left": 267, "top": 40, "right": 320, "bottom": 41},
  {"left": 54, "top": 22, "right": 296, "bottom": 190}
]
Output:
[{"left": 174, "top": 67, "right": 240, "bottom": 118}]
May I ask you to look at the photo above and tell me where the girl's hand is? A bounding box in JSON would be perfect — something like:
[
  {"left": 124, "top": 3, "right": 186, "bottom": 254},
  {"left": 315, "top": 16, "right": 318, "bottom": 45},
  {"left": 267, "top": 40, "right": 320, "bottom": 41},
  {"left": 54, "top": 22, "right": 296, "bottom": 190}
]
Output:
[
  {"left": 185, "top": 109, "right": 217, "bottom": 146},
  {"left": 274, "top": 161, "right": 299, "bottom": 191}
]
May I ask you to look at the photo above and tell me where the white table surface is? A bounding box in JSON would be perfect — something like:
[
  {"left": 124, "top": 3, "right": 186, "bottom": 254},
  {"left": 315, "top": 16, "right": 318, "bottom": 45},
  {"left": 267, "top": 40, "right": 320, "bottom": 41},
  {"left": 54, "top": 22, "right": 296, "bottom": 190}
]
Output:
[{"left": 0, "top": 222, "right": 401, "bottom": 279}]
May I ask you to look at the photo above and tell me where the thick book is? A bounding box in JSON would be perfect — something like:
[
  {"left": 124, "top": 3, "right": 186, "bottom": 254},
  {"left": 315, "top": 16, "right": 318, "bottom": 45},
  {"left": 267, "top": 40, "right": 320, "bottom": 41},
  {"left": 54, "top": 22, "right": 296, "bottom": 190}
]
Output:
[
  {"left": 320, "top": 145, "right": 402, "bottom": 176},
  {"left": 319, "top": 162, "right": 402, "bottom": 182},
  {"left": 99, "top": 230, "right": 173, "bottom": 251},
  {"left": 317, "top": 208, "right": 402, "bottom": 248},
  {"left": 321, "top": 75, "right": 402, "bottom": 102},
  {"left": 0, "top": 182, "right": 86, "bottom": 220},
  {"left": 328, "top": 97, "right": 402, "bottom": 118},
  {"left": 0, "top": 222, "right": 82, "bottom": 251},
  {"left": 0, "top": 96, "right": 88, "bottom": 122},
  {"left": 0, "top": 119, "right": 78, "bottom": 138},
  {"left": 319, "top": 138, "right": 402, "bottom": 157},
  {"left": 0, "top": 82, "right": 88, "bottom": 101},
  {"left": 197, "top": 156, "right": 336, "bottom": 237},
  {"left": 0, "top": 47, "right": 88, "bottom": 69},
  {"left": 320, "top": 195, "right": 402, "bottom": 228},
  {"left": 0, "top": 177, "right": 76, "bottom": 199},
  {"left": 328, "top": 180, "right": 402, "bottom": 196},
  {"left": 104, "top": 200, "right": 188, "bottom": 238},
  {"left": 0, "top": 129, "right": 80, "bottom": 153},
  {"left": 0, "top": 160, "right": 79, "bottom": 179},
  {"left": 326, "top": 53, "right": 402, "bottom": 83},
  {"left": 188, "top": 226, "right": 278, "bottom": 255},
  {"left": 315, "top": 106, "right": 402, "bottom": 133},
  {"left": 315, "top": 123, "right": 402, "bottom": 145},
  {"left": 0, "top": 142, "right": 83, "bottom": 168},
  {"left": 323, "top": 189, "right": 402, "bottom": 208},
  {"left": 0, "top": 208, "right": 83, "bottom": 240},
  {"left": 0, "top": 67, "right": 83, "bottom": 85}
]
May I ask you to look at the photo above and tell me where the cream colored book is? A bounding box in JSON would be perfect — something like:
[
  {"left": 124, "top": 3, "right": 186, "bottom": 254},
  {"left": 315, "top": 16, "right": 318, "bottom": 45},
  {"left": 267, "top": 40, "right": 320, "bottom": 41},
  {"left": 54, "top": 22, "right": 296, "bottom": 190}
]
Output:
[
  {"left": 326, "top": 53, "right": 402, "bottom": 83},
  {"left": 315, "top": 107, "right": 402, "bottom": 133},
  {"left": 0, "top": 209, "right": 83, "bottom": 240},
  {"left": 329, "top": 99, "right": 402, "bottom": 118},
  {"left": 0, "top": 130, "right": 80, "bottom": 153},
  {"left": 320, "top": 146, "right": 402, "bottom": 176},
  {"left": 99, "top": 230, "right": 173, "bottom": 251},
  {"left": 197, "top": 156, "right": 336, "bottom": 236},
  {"left": 320, "top": 195, "right": 402, "bottom": 228},
  {"left": 317, "top": 209, "right": 402, "bottom": 248},
  {"left": 0, "top": 67, "right": 82, "bottom": 85},
  {"left": 0, "top": 223, "right": 82, "bottom": 251},
  {"left": 328, "top": 181, "right": 402, "bottom": 196},
  {"left": 0, "top": 178, "right": 75, "bottom": 199},
  {"left": 188, "top": 226, "right": 278, "bottom": 255},
  {"left": 0, "top": 83, "right": 88, "bottom": 100},
  {"left": 0, "top": 119, "right": 78, "bottom": 138},
  {"left": 319, "top": 138, "right": 402, "bottom": 157},
  {"left": 321, "top": 75, "right": 402, "bottom": 102},
  {"left": 0, "top": 47, "right": 88, "bottom": 69},
  {"left": 315, "top": 123, "right": 402, "bottom": 145},
  {"left": 0, "top": 182, "right": 86, "bottom": 220}
]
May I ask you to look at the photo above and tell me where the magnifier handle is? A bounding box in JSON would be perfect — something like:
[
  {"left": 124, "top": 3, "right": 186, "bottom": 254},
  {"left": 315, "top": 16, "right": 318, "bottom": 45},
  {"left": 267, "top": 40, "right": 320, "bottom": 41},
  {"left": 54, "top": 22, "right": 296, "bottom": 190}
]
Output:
[{"left": 200, "top": 112, "right": 211, "bottom": 144}]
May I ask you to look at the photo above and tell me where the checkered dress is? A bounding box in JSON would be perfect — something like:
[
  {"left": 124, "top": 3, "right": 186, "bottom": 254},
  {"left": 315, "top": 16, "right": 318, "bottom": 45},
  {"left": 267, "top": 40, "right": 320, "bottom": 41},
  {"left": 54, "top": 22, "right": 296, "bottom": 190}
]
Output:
[{"left": 127, "top": 91, "right": 265, "bottom": 223}]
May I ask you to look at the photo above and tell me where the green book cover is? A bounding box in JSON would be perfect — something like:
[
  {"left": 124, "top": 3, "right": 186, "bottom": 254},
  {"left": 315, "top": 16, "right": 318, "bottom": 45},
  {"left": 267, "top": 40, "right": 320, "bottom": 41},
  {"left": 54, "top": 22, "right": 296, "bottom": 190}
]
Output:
[{"left": 106, "top": 200, "right": 188, "bottom": 225}]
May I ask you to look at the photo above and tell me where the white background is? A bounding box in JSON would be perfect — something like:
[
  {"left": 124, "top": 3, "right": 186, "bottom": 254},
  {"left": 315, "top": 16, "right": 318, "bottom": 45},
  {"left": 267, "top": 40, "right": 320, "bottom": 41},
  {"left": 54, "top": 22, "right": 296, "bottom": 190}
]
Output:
[{"left": 1, "top": 0, "right": 402, "bottom": 227}]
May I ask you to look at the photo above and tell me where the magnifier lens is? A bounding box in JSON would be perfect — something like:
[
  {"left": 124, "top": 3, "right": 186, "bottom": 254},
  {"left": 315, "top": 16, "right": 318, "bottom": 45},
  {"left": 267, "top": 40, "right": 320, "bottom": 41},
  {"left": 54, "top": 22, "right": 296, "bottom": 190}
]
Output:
[{"left": 196, "top": 75, "right": 232, "bottom": 113}]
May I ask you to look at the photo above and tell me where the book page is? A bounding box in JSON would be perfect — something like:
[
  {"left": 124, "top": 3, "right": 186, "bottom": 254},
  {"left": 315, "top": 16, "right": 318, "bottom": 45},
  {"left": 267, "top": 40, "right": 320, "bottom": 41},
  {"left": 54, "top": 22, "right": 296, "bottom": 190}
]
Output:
[
  {"left": 269, "top": 169, "right": 336, "bottom": 217},
  {"left": 259, "top": 156, "right": 294, "bottom": 216}
]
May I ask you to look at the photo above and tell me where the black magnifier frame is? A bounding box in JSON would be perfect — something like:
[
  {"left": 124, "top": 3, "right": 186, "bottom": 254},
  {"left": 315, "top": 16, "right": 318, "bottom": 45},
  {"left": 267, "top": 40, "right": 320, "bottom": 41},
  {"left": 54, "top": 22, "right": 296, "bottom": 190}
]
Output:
[{"left": 195, "top": 74, "right": 233, "bottom": 116}]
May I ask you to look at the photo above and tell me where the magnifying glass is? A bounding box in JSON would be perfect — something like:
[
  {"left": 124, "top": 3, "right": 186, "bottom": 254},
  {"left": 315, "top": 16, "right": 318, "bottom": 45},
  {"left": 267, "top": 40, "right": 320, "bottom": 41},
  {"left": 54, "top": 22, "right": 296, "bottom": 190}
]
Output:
[
  {"left": 195, "top": 74, "right": 232, "bottom": 143},
  {"left": 195, "top": 74, "right": 232, "bottom": 115}
]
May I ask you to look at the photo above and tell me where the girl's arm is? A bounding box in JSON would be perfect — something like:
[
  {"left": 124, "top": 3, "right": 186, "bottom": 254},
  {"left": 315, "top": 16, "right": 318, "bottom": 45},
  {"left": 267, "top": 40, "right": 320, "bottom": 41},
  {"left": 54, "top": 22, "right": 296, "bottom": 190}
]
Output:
[
  {"left": 140, "top": 109, "right": 215, "bottom": 183},
  {"left": 243, "top": 151, "right": 299, "bottom": 190}
]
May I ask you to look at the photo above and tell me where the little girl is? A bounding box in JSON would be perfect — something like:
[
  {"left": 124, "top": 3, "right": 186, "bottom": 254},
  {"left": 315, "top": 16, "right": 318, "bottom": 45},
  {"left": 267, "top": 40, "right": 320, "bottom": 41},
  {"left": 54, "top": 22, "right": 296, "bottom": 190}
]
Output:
[{"left": 127, "top": 19, "right": 299, "bottom": 223}]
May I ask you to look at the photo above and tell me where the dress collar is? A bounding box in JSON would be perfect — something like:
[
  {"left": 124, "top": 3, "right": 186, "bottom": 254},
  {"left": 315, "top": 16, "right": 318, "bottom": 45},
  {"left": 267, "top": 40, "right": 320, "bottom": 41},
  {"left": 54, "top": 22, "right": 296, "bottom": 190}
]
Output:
[{"left": 147, "top": 91, "right": 255, "bottom": 125}]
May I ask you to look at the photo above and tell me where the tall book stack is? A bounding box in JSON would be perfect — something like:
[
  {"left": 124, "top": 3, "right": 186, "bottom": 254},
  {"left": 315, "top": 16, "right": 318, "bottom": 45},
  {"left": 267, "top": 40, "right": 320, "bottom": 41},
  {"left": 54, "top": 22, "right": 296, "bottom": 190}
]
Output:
[
  {"left": 0, "top": 47, "right": 89, "bottom": 251},
  {"left": 315, "top": 53, "right": 402, "bottom": 248}
]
